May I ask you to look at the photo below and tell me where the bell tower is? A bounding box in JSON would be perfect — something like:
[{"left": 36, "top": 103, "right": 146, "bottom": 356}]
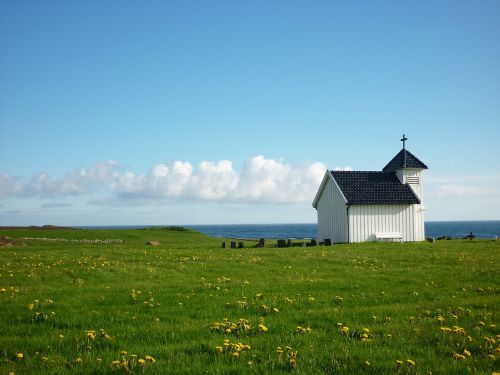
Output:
[{"left": 383, "top": 134, "right": 428, "bottom": 240}]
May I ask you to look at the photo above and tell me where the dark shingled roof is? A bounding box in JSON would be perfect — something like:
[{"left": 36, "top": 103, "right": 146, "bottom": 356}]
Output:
[
  {"left": 382, "top": 149, "right": 428, "bottom": 172},
  {"left": 330, "top": 171, "right": 420, "bottom": 205}
]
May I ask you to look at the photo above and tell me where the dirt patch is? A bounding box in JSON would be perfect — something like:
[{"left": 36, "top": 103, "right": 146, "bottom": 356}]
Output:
[{"left": 0, "top": 236, "right": 15, "bottom": 247}]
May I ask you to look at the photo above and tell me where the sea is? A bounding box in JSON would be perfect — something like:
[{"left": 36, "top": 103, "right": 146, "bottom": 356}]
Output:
[{"left": 81, "top": 221, "right": 500, "bottom": 240}]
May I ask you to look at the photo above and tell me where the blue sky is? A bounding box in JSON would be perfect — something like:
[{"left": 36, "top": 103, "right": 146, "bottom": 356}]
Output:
[{"left": 1, "top": 1, "right": 499, "bottom": 225}]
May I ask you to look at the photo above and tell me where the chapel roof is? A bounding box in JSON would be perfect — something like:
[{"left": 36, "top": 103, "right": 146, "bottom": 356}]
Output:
[
  {"left": 382, "top": 148, "right": 428, "bottom": 172},
  {"left": 330, "top": 171, "right": 420, "bottom": 205}
]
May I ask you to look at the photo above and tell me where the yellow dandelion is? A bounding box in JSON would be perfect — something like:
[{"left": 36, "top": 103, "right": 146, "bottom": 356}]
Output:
[
  {"left": 396, "top": 359, "right": 403, "bottom": 366},
  {"left": 144, "top": 355, "right": 155, "bottom": 363},
  {"left": 407, "top": 359, "right": 415, "bottom": 366},
  {"left": 75, "top": 357, "right": 82, "bottom": 364},
  {"left": 27, "top": 303, "right": 34, "bottom": 311},
  {"left": 138, "top": 358, "right": 145, "bottom": 366},
  {"left": 216, "top": 346, "right": 223, "bottom": 353},
  {"left": 232, "top": 351, "right": 240, "bottom": 357},
  {"left": 258, "top": 324, "right": 268, "bottom": 333},
  {"left": 16, "top": 352, "right": 24, "bottom": 359},
  {"left": 463, "top": 349, "right": 471, "bottom": 357}
]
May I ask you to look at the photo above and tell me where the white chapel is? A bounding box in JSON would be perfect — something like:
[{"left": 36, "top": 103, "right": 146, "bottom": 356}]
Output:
[{"left": 312, "top": 135, "right": 428, "bottom": 243}]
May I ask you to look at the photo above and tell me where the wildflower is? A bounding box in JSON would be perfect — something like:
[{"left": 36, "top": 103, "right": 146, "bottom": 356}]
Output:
[
  {"left": 75, "top": 357, "right": 82, "bottom": 364},
  {"left": 59, "top": 334, "right": 64, "bottom": 339},
  {"left": 453, "top": 353, "right": 466, "bottom": 360},
  {"left": 121, "top": 351, "right": 127, "bottom": 357},
  {"left": 272, "top": 307, "right": 279, "bottom": 313},
  {"left": 0, "top": 288, "right": 6, "bottom": 293},
  {"left": 258, "top": 324, "right": 268, "bottom": 332},
  {"left": 407, "top": 359, "right": 415, "bottom": 366},
  {"left": 112, "top": 360, "right": 120, "bottom": 367},
  {"left": 27, "top": 303, "right": 34, "bottom": 311},
  {"left": 16, "top": 352, "right": 24, "bottom": 359},
  {"left": 216, "top": 346, "right": 223, "bottom": 353},
  {"left": 365, "top": 360, "right": 370, "bottom": 367},
  {"left": 276, "top": 346, "right": 283, "bottom": 353},
  {"left": 144, "top": 355, "right": 155, "bottom": 362},
  {"left": 463, "top": 349, "right": 471, "bottom": 357},
  {"left": 362, "top": 328, "right": 370, "bottom": 333},
  {"left": 138, "top": 359, "right": 145, "bottom": 366},
  {"left": 232, "top": 351, "right": 240, "bottom": 357},
  {"left": 396, "top": 360, "right": 403, "bottom": 366}
]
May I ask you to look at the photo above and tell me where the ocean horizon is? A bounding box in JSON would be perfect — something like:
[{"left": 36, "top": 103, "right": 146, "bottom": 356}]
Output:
[{"left": 78, "top": 220, "right": 500, "bottom": 240}]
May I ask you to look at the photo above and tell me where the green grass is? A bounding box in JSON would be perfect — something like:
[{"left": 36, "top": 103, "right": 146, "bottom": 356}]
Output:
[{"left": 0, "top": 228, "right": 498, "bottom": 374}]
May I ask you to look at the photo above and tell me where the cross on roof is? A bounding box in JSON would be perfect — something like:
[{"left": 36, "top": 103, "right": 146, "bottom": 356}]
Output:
[{"left": 401, "top": 134, "right": 408, "bottom": 149}]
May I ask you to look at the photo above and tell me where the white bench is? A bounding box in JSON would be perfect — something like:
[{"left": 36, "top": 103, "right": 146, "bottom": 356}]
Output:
[{"left": 375, "top": 232, "right": 402, "bottom": 242}]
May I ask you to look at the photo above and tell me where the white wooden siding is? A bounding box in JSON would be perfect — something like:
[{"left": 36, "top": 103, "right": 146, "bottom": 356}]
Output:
[
  {"left": 404, "top": 169, "right": 425, "bottom": 241},
  {"left": 316, "top": 176, "right": 348, "bottom": 243},
  {"left": 348, "top": 205, "right": 416, "bottom": 242}
]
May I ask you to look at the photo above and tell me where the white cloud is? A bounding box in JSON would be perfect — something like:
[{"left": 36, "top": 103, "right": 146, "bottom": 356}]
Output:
[
  {"left": 0, "top": 173, "right": 23, "bottom": 197},
  {"left": 113, "top": 156, "right": 327, "bottom": 204},
  {"left": 334, "top": 166, "right": 353, "bottom": 171},
  {"left": 1, "top": 156, "right": 327, "bottom": 205},
  {"left": 23, "top": 161, "right": 119, "bottom": 197}
]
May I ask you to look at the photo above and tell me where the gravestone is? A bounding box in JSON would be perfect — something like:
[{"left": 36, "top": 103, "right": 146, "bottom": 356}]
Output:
[
  {"left": 222, "top": 242, "right": 226, "bottom": 249},
  {"left": 324, "top": 238, "right": 332, "bottom": 246},
  {"left": 230, "top": 241, "right": 236, "bottom": 249}
]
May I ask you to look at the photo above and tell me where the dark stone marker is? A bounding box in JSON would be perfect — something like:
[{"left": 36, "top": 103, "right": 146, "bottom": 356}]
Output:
[
  {"left": 310, "top": 239, "right": 317, "bottom": 247},
  {"left": 277, "top": 239, "right": 287, "bottom": 248},
  {"left": 324, "top": 238, "right": 332, "bottom": 246},
  {"left": 426, "top": 237, "right": 435, "bottom": 244},
  {"left": 230, "top": 241, "right": 236, "bottom": 249},
  {"left": 287, "top": 239, "right": 293, "bottom": 247},
  {"left": 222, "top": 241, "right": 226, "bottom": 249},
  {"left": 259, "top": 238, "right": 265, "bottom": 247},
  {"left": 238, "top": 242, "right": 244, "bottom": 248}
]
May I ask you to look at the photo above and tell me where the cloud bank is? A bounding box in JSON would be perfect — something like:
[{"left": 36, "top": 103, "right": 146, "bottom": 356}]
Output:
[{"left": 0, "top": 156, "right": 327, "bottom": 204}]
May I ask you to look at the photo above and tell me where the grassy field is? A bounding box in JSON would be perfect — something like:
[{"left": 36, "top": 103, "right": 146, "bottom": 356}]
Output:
[{"left": 0, "top": 227, "right": 498, "bottom": 374}]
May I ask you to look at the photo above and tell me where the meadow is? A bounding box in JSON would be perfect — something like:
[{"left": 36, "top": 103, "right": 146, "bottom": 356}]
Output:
[{"left": 0, "top": 227, "right": 498, "bottom": 374}]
